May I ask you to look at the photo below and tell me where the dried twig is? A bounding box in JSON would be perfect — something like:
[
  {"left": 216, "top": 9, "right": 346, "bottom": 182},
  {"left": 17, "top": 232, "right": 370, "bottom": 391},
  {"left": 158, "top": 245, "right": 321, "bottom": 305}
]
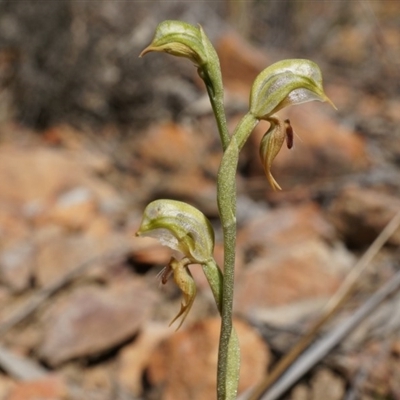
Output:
[
  {"left": 0, "top": 344, "right": 48, "bottom": 380},
  {"left": 259, "top": 269, "right": 400, "bottom": 400},
  {"left": 247, "top": 210, "right": 400, "bottom": 400}
]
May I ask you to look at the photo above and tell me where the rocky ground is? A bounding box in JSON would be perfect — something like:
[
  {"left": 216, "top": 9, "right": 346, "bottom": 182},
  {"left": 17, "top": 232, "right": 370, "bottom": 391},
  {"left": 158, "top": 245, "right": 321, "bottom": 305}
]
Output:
[{"left": 0, "top": 2, "right": 399, "bottom": 400}]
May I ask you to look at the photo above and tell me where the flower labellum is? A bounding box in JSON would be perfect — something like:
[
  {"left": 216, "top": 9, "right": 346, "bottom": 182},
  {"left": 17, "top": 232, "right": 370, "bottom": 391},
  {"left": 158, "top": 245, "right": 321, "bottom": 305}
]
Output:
[
  {"left": 160, "top": 257, "right": 197, "bottom": 330},
  {"left": 259, "top": 117, "right": 296, "bottom": 191}
]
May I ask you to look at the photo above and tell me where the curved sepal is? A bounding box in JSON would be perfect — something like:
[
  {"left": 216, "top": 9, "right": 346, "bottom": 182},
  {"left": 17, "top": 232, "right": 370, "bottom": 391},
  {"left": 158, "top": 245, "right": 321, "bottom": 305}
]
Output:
[
  {"left": 250, "top": 59, "right": 335, "bottom": 120},
  {"left": 136, "top": 199, "right": 215, "bottom": 264},
  {"left": 139, "top": 20, "right": 220, "bottom": 75}
]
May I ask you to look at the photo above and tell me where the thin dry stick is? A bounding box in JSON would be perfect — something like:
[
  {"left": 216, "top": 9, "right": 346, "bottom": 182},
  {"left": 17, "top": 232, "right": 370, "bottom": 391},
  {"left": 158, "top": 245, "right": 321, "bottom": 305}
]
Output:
[
  {"left": 261, "top": 268, "right": 400, "bottom": 400},
  {"left": 248, "top": 210, "right": 400, "bottom": 400},
  {"left": 0, "top": 343, "right": 48, "bottom": 380}
]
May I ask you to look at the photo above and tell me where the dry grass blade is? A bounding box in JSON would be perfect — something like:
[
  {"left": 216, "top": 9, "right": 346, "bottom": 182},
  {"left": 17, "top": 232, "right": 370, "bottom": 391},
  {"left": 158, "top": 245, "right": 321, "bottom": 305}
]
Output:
[
  {"left": 0, "top": 344, "right": 48, "bottom": 381},
  {"left": 259, "top": 269, "right": 400, "bottom": 400},
  {"left": 247, "top": 210, "right": 400, "bottom": 400}
]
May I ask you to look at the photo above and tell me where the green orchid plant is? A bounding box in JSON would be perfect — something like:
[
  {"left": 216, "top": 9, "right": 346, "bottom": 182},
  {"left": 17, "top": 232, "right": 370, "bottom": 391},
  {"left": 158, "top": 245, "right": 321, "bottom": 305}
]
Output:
[{"left": 137, "top": 20, "right": 333, "bottom": 400}]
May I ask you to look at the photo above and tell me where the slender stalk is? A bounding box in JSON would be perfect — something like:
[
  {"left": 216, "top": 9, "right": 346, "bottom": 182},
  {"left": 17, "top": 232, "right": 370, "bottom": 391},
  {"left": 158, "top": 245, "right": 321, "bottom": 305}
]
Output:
[
  {"left": 206, "top": 85, "right": 230, "bottom": 151},
  {"left": 203, "top": 259, "right": 241, "bottom": 400},
  {"left": 234, "top": 113, "right": 260, "bottom": 151},
  {"left": 260, "top": 270, "right": 400, "bottom": 400},
  {"left": 216, "top": 112, "right": 258, "bottom": 399}
]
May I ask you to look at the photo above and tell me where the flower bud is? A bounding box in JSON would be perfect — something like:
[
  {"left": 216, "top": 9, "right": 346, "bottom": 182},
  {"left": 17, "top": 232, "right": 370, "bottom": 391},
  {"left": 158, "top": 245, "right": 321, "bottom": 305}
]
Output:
[
  {"left": 140, "top": 20, "right": 206, "bottom": 66},
  {"left": 136, "top": 199, "right": 215, "bottom": 264},
  {"left": 250, "top": 59, "right": 335, "bottom": 120},
  {"left": 140, "top": 21, "right": 223, "bottom": 100}
]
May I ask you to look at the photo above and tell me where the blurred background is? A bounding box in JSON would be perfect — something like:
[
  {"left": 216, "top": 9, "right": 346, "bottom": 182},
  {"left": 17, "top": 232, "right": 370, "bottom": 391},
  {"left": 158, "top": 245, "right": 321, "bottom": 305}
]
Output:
[{"left": 0, "top": 1, "right": 400, "bottom": 399}]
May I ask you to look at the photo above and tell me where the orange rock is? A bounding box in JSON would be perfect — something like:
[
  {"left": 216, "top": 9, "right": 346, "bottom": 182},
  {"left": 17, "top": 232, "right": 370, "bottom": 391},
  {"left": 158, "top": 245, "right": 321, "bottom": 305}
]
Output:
[
  {"left": 146, "top": 317, "right": 270, "bottom": 400},
  {"left": 38, "top": 280, "right": 158, "bottom": 366},
  {"left": 6, "top": 375, "right": 67, "bottom": 400},
  {"left": 34, "top": 226, "right": 128, "bottom": 286},
  {"left": 235, "top": 239, "right": 351, "bottom": 313},
  {"left": 237, "top": 202, "right": 336, "bottom": 256}
]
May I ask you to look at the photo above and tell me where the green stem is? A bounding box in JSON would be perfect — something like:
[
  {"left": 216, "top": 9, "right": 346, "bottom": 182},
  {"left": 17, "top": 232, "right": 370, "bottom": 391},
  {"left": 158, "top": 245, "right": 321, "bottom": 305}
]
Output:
[
  {"left": 216, "top": 112, "right": 258, "bottom": 399},
  {"left": 203, "top": 260, "right": 241, "bottom": 400},
  {"left": 234, "top": 112, "right": 260, "bottom": 151},
  {"left": 206, "top": 85, "right": 230, "bottom": 151}
]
